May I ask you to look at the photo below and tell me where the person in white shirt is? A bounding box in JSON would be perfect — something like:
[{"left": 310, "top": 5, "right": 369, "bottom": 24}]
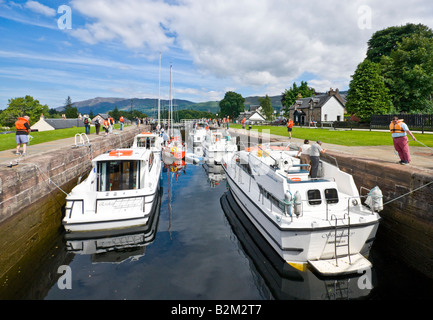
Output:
[{"left": 296, "top": 139, "right": 311, "bottom": 165}]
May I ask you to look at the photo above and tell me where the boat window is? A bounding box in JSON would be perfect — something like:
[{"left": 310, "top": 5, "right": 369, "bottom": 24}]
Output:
[
  {"left": 325, "top": 188, "right": 339, "bottom": 204},
  {"left": 240, "top": 162, "right": 252, "bottom": 175},
  {"left": 307, "top": 189, "right": 322, "bottom": 205},
  {"left": 148, "top": 152, "right": 154, "bottom": 171},
  {"left": 97, "top": 160, "right": 140, "bottom": 191},
  {"left": 136, "top": 137, "right": 154, "bottom": 149}
]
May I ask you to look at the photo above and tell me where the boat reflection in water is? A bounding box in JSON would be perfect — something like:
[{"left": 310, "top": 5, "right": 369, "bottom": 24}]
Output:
[
  {"left": 64, "top": 189, "right": 162, "bottom": 264},
  {"left": 203, "top": 161, "right": 226, "bottom": 188},
  {"left": 220, "top": 190, "right": 375, "bottom": 300}
]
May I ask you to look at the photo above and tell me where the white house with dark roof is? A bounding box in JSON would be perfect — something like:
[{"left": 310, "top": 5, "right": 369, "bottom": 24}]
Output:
[
  {"left": 236, "top": 105, "right": 267, "bottom": 124},
  {"left": 31, "top": 115, "right": 85, "bottom": 132},
  {"left": 286, "top": 88, "right": 346, "bottom": 125}
]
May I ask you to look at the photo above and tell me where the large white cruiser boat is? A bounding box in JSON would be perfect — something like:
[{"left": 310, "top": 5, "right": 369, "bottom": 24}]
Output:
[
  {"left": 63, "top": 146, "right": 162, "bottom": 233},
  {"left": 202, "top": 129, "right": 237, "bottom": 164},
  {"left": 221, "top": 143, "right": 382, "bottom": 276}
]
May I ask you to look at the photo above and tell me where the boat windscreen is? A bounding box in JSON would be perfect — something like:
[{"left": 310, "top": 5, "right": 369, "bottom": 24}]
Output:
[{"left": 97, "top": 160, "right": 140, "bottom": 191}]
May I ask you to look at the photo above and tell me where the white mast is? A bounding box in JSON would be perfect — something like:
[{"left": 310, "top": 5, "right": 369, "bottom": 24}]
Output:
[
  {"left": 158, "top": 52, "right": 161, "bottom": 130},
  {"left": 169, "top": 64, "right": 173, "bottom": 137}
]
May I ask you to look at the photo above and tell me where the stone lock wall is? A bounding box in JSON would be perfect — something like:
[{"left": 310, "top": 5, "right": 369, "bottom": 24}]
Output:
[
  {"left": 0, "top": 127, "right": 144, "bottom": 225},
  {"left": 324, "top": 151, "right": 433, "bottom": 279},
  {"left": 0, "top": 126, "right": 146, "bottom": 288}
]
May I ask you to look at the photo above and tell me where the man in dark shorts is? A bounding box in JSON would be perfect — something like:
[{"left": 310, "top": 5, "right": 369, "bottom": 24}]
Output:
[{"left": 15, "top": 115, "right": 31, "bottom": 156}]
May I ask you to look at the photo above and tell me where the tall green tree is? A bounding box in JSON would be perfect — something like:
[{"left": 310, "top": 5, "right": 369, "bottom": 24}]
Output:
[
  {"left": 281, "top": 81, "right": 315, "bottom": 117},
  {"left": 109, "top": 106, "right": 120, "bottom": 120},
  {"left": 258, "top": 95, "right": 274, "bottom": 120},
  {"left": 219, "top": 91, "right": 245, "bottom": 119},
  {"left": 0, "top": 95, "right": 49, "bottom": 127},
  {"left": 382, "top": 33, "right": 433, "bottom": 112},
  {"left": 366, "top": 23, "right": 433, "bottom": 63},
  {"left": 63, "top": 96, "right": 78, "bottom": 118},
  {"left": 346, "top": 60, "right": 392, "bottom": 121}
]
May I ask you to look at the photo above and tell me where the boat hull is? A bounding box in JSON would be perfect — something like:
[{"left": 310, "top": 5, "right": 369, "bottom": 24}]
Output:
[
  {"left": 222, "top": 153, "right": 380, "bottom": 275},
  {"left": 63, "top": 147, "right": 163, "bottom": 233},
  {"left": 63, "top": 186, "right": 161, "bottom": 232}
]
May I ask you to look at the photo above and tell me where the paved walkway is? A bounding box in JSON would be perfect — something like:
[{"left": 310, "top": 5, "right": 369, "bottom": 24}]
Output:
[
  {"left": 1, "top": 127, "right": 432, "bottom": 173},
  {"left": 0, "top": 128, "right": 129, "bottom": 167}
]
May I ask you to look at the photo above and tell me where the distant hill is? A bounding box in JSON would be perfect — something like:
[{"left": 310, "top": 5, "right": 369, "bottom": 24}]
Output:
[{"left": 59, "top": 94, "right": 284, "bottom": 117}]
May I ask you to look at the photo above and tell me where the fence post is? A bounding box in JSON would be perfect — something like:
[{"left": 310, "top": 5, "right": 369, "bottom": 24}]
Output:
[{"left": 422, "top": 115, "right": 425, "bottom": 134}]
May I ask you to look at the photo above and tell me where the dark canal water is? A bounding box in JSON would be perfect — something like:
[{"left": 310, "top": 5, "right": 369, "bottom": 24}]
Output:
[{"left": 2, "top": 156, "right": 433, "bottom": 301}]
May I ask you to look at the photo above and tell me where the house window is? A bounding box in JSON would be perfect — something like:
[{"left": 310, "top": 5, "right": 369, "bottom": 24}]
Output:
[
  {"left": 337, "top": 116, "right": 341, "bottom": 121},
  {"left": 307, "top": 189, "right": 322, "bottom": 205},
  {"left": 324, "top": 114, "right": 328, "bottom": 121}
]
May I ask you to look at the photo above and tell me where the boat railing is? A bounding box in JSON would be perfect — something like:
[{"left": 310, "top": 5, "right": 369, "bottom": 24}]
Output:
[{"left": 325, "top": 154, "right": 339, "bottom": 169}]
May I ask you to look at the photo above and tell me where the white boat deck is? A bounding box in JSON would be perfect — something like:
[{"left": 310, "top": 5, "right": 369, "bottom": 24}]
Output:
[{"left": 308, "top": 253, "right": 372, "bottom": 276}]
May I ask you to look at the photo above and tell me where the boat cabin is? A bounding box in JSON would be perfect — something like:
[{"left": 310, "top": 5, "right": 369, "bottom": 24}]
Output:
[
  {"left": 133, "top": 132, "right": 161, "bottom": 150},
  {"left": 94, "top": 149, "right": 155, "bottom": 192}
]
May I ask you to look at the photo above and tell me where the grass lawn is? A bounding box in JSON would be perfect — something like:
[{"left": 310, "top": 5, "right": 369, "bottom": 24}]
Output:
[
  {"left": 1, "top": 124, "right": 432, "bottom": 152},
  {"left": 230, "top": 124, "right": 433, "bottom": 147},
  {"left": 0, "top": 124, "right": 121, "bottom": 152}
]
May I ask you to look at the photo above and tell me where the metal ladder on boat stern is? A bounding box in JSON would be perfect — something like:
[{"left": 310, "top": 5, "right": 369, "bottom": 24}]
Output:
[{"left": 331, "top": 214, "right": 351, "bottom": 267}]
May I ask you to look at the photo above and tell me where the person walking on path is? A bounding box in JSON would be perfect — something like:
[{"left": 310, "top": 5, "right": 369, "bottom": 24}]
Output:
[
  {"left": 119, "top": 115, "right": 124, "bottom": 131},
  {"left": 390, "top": 116, "right": 416, "bottom": 165},
  {"left": 286, "top": 118, "right": 294, "bottom": 139},
  {"left": 15, "top": 115, "right": 31, "bottom": 156},
  {"left": 94, "top": 118, "right": 101, "bottom": 135},
  {"left": 83, "top": 114, "right": 91, "bottom": 135},
  {"left": 310, "top": 140, "right": 326, "bottom": 178}
]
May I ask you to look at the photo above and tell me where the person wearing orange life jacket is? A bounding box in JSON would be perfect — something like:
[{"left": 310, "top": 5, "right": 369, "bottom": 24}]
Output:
[
  {"left": 242, "top": 117, "right": 246, "bottom": 129},
  {"left": 103, "top": 118, "right": 110, "bottom": 136},
  {"left": 15, "top": 115, "right": 31, "bottom": 156},
  {"left": 390, "top": 116, "right": 416, "bottom": 165},
  {"left": 286, "top": 118, "right": 294, "bottom": 139},
  {"left": 119, "top": 115, "right": 124, "bottom": 131},
  {"left": 108, "top": 116, "right": 114, "bottom": 133}
]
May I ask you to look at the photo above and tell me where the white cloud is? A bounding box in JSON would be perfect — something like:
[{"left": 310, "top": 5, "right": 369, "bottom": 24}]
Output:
[
  {"left": 70, "top": 0, "right": 174, "bottom": 50},
  {"left": 3, "top": 0, "right": 433, "bottom": 107},
  {"left": 24, "top": 1, "right": 56, "bottom": 17}
]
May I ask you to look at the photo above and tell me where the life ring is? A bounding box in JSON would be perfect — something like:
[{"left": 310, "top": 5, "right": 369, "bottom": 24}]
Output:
[
  {"left": 171, "top": 147, "right": 177, "bottom": 153},
  {"left": 289, "top": 177, "right": 301, "bottom": 181}
]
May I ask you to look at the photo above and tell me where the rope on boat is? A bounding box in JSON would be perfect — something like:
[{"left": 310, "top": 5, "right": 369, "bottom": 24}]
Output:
[
  {"left": 28, "top": 162, "right": 70, "bottom": 196},
  {"left": 383, "top": 180, "right": 433, "bottom": 205}
]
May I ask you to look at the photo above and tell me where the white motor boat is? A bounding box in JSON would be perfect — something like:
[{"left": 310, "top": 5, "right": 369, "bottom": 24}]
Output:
[
  {"left": 189, "top": 122, "right": 209, "bottom": 145},
  {"left": 63, "top": 147, "right": 162, "bottom": 232},
  {"left": 132, "top": 131, "right": 163, "bottom": 154},
  {"left": 221, "top": 142, "right": 382, "bottom": 276},
  {"left": 202, "top": 129, "right": 237, "bottom": 164}
]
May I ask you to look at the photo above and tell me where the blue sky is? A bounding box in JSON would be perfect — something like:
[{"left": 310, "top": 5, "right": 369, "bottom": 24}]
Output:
[{"left": 1, "top": 0, "right": 433, "bottom": 109}]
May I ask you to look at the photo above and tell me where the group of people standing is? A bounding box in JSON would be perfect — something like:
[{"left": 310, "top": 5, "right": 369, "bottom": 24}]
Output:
[
  {"left": 296, "top": 139, "right": 325, "bottom": 178},
  {"left": 82, "top": 115, "right": 125, "bottom": 136}
]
